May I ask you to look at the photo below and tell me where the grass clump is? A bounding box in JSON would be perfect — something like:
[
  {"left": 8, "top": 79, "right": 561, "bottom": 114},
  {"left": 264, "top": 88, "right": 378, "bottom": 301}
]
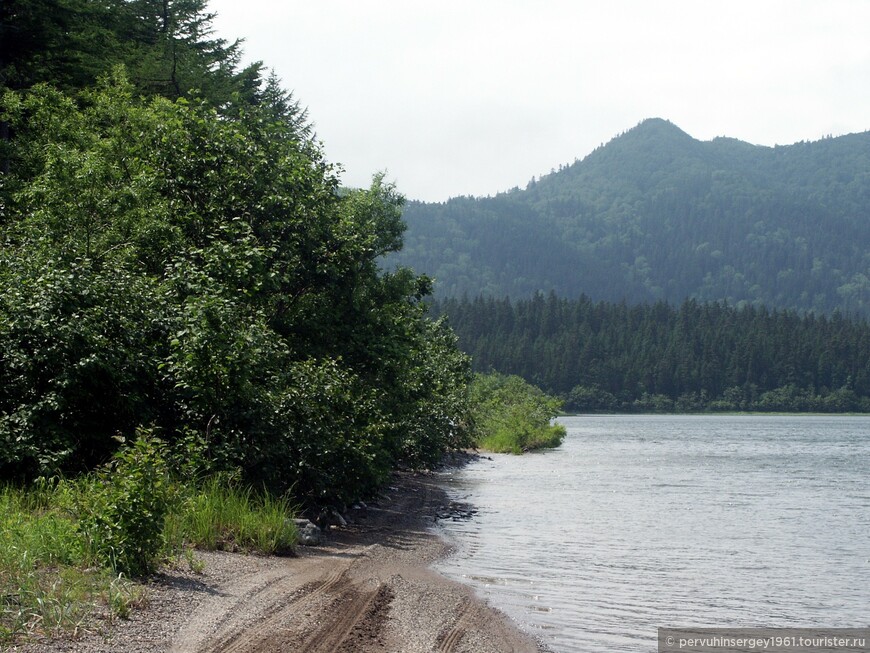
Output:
[
  {"left": 167, "top": 474, "right": 297, "bottom": 555},
  {"left": 470, "top": 373, "right": 566, "bottom": 454},
  {"left": 0, "top": 480, "right": 141, "bottom": 642}
]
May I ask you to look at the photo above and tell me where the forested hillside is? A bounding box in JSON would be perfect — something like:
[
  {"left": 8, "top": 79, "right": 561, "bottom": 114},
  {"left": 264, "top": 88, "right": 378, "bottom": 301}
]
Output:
[
  {"left": 393, "top": 119, "right": 870, "bottom": 315},
  {"left": 434, "top": 294, "right": 870, "bottom": 413}
]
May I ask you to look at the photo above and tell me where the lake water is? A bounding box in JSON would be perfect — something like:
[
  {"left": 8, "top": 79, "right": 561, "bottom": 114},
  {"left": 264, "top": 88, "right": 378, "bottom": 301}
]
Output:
[{"left": 435, "top": 415, "right": 870, "bottom": 652}]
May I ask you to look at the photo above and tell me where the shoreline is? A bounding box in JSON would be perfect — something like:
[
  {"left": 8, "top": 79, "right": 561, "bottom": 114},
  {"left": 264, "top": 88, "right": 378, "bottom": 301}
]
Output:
[{"left": 9, "top": 462, "right": 546, "bottom": 653}]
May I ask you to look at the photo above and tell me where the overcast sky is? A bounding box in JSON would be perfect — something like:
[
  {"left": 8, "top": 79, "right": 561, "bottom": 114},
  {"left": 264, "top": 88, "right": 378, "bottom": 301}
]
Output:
[{"left": 207, "top": 0, "right": 870, "bottom": 202}]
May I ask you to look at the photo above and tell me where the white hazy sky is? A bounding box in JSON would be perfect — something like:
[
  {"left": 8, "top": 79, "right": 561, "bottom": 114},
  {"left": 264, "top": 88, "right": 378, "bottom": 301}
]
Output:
[{"left": 207, "top": 0, "right": 870, "bottom": 202}]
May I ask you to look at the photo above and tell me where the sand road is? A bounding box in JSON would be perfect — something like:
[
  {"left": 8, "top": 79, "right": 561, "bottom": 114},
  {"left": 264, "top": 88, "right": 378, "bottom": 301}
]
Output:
[{"left": 12, "top": 470, "right": 545, "bottom": 653}]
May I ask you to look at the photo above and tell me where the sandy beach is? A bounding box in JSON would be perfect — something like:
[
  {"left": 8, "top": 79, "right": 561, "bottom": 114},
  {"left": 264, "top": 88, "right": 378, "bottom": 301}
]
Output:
[{"left": 9, "top": 466, "right": 546, "bottom": 653}]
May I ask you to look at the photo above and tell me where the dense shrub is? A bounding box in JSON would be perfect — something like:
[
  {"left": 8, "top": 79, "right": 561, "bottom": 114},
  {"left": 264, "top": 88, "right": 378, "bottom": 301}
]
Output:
[
  {"left": 76, "top": 434, "right": 172, "bottom": 576},
  {"left": 470, "top": 373, "right": 565, "bottom": 454},
  {"left": 0, "top": 259, "right": 165, "bottom": 477},
  {"left": 0, "top": 72, "right": 473, "bottom": 506}
]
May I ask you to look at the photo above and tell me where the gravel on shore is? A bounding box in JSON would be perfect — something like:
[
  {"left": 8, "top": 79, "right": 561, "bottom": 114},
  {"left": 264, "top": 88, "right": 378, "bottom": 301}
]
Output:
[{"left": 7, "top": 463, "right": 547, "bottom": 653}]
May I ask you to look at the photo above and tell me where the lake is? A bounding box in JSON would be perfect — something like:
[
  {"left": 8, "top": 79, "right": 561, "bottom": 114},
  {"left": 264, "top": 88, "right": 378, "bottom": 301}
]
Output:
[{"left": 435, "top": 415, "right": 870, "bottom": 652}]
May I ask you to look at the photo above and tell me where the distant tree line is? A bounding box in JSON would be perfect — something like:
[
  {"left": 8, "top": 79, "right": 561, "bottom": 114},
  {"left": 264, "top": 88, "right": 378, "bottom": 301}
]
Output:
[{"left": 432, "top": 294, "right": 870, "bottom": 413}]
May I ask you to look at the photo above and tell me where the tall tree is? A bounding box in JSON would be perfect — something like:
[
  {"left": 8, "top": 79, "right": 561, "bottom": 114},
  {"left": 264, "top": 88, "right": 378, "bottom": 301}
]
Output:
[{"left": 120, "top": 0, "right": 264, "bottom": 103}]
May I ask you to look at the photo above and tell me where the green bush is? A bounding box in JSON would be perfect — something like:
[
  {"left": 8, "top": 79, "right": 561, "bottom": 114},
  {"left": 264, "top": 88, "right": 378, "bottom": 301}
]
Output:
[
  {"left": 1, "top": 75, "right": 474, "bottom": 509},
  {"left": 0, "top": 259, "right": 165, "bottom": 478},
  {"left": 76, "top": 434, "right": 172, "bottom": 576},
  {"left": 470, "top": 373, "right": 566, "bottom": 454}
]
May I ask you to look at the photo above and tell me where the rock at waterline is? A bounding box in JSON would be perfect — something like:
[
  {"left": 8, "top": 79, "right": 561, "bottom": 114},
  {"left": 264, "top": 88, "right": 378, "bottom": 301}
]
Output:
[{"left": 293, "top": 518, "right": 323, "bottom": 546}]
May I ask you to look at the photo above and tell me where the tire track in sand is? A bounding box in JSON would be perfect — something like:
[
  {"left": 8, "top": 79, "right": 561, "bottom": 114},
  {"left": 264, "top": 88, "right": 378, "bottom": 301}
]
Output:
[
  {"left": 167, "top": 565, "right": 290, "bottom": 653},
  {"left": 170, "top": 542, "right": 393, "bottom": 653},
  {"left": 195, "top": 567, "right": 349, "bottom": 653},
  {"left": 169, "top": 557, "right": 351, "bottom": 653},
  {"left": 437, "top": 597, "right": 472, "bottom": 653},
  {"left": 198, "top": 574, "right": 392, "bottom": 653},
  {"left": 297, "top": 583, "right": 393, "bottom": 653}
]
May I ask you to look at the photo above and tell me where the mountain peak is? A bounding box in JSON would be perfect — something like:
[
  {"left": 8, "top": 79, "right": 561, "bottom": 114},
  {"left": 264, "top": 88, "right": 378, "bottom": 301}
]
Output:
[
  {"left": 561, "top": 118, "right": 702, "bottom": 189},
  {"left": 617, "top": 118, "right": 695, "bottom": 146},
  {"left": 633, "top": 117, "right": 686, "bottom": 132},
  {"left": 393, "top": 121, "right": 870, "bottom": 314}
]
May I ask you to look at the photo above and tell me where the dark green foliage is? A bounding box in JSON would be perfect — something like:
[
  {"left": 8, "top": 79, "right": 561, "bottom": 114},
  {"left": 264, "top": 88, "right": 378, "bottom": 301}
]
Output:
[
  {"left": 1, "top": 0, "right": 123, "bottom": 91},
  {"left": 390, "top": 119, "right": 870, "bottom": 315},
  {"left": 434, "top": 294, "right": 870, "bottom": 413},
  {"left": 0, "top": 258, "right": 162, "bottom": 477},
  {"left": 0, "top": 71, "right": 473, "bottom": 506},
  {"left": 0, "top": 5, "right": 479, "bottom": 632},
  {"left": 469, "top": 373, "right": 565, "bottom": 453},
  {"left": 1, "top": 0, "right": 267, "bottom": 107}
]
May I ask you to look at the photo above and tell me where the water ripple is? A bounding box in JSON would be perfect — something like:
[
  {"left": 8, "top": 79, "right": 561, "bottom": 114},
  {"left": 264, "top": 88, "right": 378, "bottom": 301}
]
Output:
[{"left": 436, "top": 415, "right": 870, "bottom": 652}]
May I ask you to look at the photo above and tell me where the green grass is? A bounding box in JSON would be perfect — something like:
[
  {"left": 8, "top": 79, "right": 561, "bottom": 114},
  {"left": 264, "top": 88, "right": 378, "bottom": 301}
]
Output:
[
  {"left": 0, "top": 481, "right": 142, "bottom": 641},
  {"left": 1, "top": 473, "right": 297, "bottom": 644},
  {"left": 166, "top": 474, "right": 297, "bottom": 555}
]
